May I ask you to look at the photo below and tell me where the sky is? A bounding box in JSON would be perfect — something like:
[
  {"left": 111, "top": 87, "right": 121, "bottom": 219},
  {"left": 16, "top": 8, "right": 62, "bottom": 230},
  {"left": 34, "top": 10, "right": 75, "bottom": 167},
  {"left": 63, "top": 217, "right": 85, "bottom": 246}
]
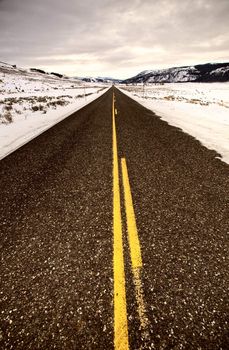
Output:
[{"left": 0, "top": 0, "right": 229, "bottom": 79}]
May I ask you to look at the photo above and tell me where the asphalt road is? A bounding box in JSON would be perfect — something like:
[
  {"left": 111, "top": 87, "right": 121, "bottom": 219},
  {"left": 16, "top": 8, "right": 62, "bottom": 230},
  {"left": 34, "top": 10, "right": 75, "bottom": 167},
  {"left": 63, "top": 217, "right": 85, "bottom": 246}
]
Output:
[{"left": 0, "top": 87, "right": 228, "bottom": 350}]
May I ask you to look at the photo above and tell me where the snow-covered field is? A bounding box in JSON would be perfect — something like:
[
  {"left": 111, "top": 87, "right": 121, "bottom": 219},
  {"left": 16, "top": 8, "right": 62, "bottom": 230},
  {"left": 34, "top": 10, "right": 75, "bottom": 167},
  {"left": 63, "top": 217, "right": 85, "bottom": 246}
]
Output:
[
  {"left": 120, "top": 83, "right": 229, "bottom": 164},
  {"left": 0, "top": 62, "right": 108, "bottom": 159}
]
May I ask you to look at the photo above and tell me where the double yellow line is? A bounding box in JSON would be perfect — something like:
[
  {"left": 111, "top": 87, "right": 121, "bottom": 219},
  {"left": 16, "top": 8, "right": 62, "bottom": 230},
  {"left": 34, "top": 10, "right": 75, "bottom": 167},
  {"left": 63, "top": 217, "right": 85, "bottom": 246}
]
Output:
[{"left": 112, "top": 91, "right": 148, "bottom": 350}]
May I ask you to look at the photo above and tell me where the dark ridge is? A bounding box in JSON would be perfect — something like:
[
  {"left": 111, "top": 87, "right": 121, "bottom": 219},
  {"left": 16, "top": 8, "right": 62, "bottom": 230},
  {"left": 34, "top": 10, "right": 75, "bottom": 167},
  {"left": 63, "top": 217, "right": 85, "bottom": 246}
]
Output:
[{"left": 123, "top": 62, "right": 229, "bottom": 84}]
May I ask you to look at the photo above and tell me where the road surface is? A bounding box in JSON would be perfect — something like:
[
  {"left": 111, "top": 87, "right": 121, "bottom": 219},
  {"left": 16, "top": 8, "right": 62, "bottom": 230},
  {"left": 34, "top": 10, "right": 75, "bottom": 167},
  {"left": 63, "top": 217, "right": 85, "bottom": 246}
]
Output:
[{"left": 0, "top": 87, "right": 228, "bottom": 349}]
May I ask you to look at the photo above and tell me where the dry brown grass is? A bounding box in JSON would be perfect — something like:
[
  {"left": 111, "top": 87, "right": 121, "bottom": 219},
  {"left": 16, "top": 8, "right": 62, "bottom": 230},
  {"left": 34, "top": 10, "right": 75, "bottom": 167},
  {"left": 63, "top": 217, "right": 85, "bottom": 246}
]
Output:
[{"left": 1, "top": 111, "right": 13, "bottom": 123}]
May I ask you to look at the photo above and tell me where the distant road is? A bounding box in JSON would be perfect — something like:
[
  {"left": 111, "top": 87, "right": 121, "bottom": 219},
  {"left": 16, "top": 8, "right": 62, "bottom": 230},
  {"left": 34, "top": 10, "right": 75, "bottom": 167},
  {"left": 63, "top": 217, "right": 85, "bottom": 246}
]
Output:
[{"left": 0, "top": 87, "right": 228, "bottom": 349}]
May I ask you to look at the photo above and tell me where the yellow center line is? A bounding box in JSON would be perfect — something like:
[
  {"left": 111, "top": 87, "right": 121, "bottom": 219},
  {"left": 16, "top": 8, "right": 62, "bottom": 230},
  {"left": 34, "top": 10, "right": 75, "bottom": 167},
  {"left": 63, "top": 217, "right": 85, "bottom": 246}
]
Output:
[
  {"left": 121, "top": 158, "right": 142, "bottom": 269},
  {"left": 113, "top": 92, "right": 129, "bottom": 350},
  {"left": 121, "top": 158, "right": 149, "bottom": 336}
]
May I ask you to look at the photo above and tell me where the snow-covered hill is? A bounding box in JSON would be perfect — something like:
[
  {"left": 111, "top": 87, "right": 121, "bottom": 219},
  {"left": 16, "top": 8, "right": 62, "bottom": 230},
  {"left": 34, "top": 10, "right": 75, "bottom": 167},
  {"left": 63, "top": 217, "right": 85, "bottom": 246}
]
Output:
[
  {"left": 123, "top": 63, "right": 229, "bottom": 84},
  {"left": 0, "top": 61, "right": 107, "bottom": 124},
  {"left": 0, "top": 61, "right": 87, "bottom": 95},
  {"left": 0, "top": 61, "right": 108, "bottom": 159}
]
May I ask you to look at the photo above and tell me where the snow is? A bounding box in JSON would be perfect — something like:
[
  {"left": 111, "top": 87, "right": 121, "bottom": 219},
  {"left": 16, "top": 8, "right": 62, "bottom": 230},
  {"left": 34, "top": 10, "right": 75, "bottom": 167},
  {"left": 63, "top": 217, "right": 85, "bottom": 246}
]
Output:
[
  {"left": 146, "top": 67, "right": 197, "bottom": 83},
  {"left": 0, "top": 63, "right": 109, "bottom": 159},
  {"left": 119, "top": 83, "right": 229, "bottom": 164},
  {"left": 124, "top": 63, "right": 229, "bottom": 83}
]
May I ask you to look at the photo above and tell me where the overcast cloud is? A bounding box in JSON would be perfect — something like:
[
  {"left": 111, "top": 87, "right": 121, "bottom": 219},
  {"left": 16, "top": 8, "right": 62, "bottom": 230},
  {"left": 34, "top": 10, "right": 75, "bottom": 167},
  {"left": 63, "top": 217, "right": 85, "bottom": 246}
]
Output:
[{"left": 0, "top": 0, "right": 228, "bottom": 78}]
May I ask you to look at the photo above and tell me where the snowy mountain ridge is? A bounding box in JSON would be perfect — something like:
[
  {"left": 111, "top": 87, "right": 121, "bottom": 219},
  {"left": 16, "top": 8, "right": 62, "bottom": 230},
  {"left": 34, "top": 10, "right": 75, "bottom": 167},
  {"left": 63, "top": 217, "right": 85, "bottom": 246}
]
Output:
[
  {"left": 76, "top": 76, "right": 121, "bottom": 84},
  {"left": 123, "top": 63, "right": 229, "bottom": 84}
]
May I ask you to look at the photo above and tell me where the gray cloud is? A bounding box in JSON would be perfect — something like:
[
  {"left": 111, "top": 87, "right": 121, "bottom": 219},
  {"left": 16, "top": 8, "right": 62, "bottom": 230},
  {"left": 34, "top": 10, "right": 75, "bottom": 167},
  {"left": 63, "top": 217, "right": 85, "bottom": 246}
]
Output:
[{"left": 0, "top": 0, "right": 228, "bottom": 78}]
